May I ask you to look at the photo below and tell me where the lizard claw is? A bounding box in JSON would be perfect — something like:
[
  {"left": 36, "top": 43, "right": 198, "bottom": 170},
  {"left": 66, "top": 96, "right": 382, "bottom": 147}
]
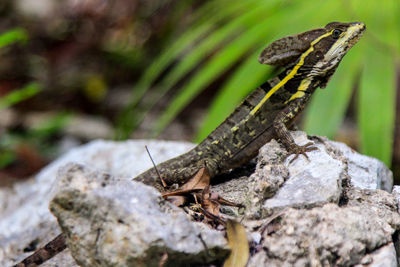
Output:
[{"left": 284, "top": 142, "right": 318, "bottom": 163}]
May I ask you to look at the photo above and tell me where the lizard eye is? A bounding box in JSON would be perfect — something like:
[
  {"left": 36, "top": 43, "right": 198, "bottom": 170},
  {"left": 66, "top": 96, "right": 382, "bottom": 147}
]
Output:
[{"left": 332, "top": 29, "right": 342, "bottom": 39}]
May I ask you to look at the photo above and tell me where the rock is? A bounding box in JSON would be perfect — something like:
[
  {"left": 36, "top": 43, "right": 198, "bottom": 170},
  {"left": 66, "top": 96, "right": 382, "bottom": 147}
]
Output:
[
  {"left": 391, "top": 185, "right": 400, "bottom": 212},
  {"left": 0, "top": 140, "right": 194, "bottom": 266},
  {"left": 50, "top": 163, "right": 229, "bottom": 266},
  {"left": 391, "top": 185, "right": 400, "bottom": 264},
  {"left": 0, "top": 220, "right": 75, "bottom": 267},
  {"left": 1, "top": 139, "right": 194, "bottom": 236},
  {"left": 248, "top": 189, "right": 400, "bottom": 267},
  {"left": 214, "top": 131, "right": 393, "bottom": 219},
  {"left": 261, "top": 134, "right": 345, "bottom": 217},
  {"left": 355, "top": 242, "right": 397, "bottom": 267},
  {"left": 214, "top": 132, "right": 398, "bottom": 266},
  {"left": 1, "top": 133, "right": 397, "bottom": 266},
  {"left": 327, "top": 139, "right": 393, "bottom": 191}
]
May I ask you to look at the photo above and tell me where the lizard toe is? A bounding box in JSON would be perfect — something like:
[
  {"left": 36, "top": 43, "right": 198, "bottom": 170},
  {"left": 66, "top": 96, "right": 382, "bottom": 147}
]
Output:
[{"left": 285, "top": 142, "right": 318, "bottom": 163}]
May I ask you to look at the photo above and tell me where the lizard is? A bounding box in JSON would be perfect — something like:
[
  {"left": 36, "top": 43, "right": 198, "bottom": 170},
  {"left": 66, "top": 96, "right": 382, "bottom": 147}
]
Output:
[
  {"left": 134, "top": 21, "right": 366, "bottom": 191},
  {"left": 14, "top": 21, "right": 365, "bottom": 266}
]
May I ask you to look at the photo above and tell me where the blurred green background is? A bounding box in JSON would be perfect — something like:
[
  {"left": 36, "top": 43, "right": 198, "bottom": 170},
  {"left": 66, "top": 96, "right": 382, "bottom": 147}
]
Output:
[{"left": 0, "top": 0, "right": 399, "bottom": 183}]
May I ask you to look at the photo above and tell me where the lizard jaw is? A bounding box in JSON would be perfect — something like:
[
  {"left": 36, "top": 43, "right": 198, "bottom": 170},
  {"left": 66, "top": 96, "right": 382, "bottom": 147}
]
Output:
[{"left": 324, "top": 22, "right": 366, "bottom": 66}]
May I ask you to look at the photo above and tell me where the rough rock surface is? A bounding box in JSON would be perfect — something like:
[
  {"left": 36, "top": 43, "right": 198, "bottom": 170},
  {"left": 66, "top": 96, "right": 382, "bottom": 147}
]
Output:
[
  {"left": 214, "top": 132, "right": 399, "bottom": 266},
  {"left": 355, "top": 242, "right": 398, "bottom": 267},
  {"left": 214, "top": 132, "right": 392, "bottom": 219},
  {"left": 50, "top": 163, "right": 228, "bottom": 266},
  {"left": 1, "top": 132, "right": 398, "bottom": 266},
  {"left": 0, "top": 221, "right": 74, "bottom": 267},
  {"left": 247, "top": 191, "right": 400, "bottom": 266},
  {"left": 1, "top": 140, "right": 194, "bottom": 266},
  {"left": 328, "top": 139, "right": 393, "bottom": 191}
]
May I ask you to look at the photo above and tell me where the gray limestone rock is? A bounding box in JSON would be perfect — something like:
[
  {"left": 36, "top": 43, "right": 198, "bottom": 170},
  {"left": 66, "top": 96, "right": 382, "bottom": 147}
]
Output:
[
  {"left": 1, "top": 134, "right": 397, "bottom": 267},
  {"left": 326, "top": 139, "right": 393, "bottom": 191},
  {"left": 215, "top": 132, "right": 398, "bottom": 266},
  {"left": 0, "top": 221, "right": 75, "bottom": 267},
  {"left": 215, "top": 131, "right": 393, "bottom": 219},
  {"left": 0, "top": 140, "right": 194, "bottom": 266},
  {"left": 392, "top": 185, "right": 400, "bottom": 212},
  {"left": 355, "top": 242, "right": 397, "bottom": 267},
  {"left": 391, "top": 185, "right": 400, "bottom": 264},
  {"left": 248, "top": 189, "right": 400, "bottom": 267},
  {"left": 262, "top": 134, "right": 345, "bottom": 216},
  {"left": 50, "top": 163, "right": 229, "bottom": 266},
  {"left": 0, "top": 140, "right": 194, "bottom": 240}
]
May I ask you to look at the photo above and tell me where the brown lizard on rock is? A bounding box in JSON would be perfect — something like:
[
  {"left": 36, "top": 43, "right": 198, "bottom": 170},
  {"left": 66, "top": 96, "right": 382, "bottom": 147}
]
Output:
[
  {"left": 135, "top": 22, "right": 366, "bottom": 191},
  {"left": 14, "top": 21, "right": 365, "bottom": 266}
]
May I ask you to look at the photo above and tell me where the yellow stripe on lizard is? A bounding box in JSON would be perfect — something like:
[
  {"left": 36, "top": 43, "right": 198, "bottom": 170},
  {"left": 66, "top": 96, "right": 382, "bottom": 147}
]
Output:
[
  {"left": 284, "top": 78, "right": 312, "bottom": 104},
  {"left": 249, "top": 30, "right": 334, "bottom": 116}
]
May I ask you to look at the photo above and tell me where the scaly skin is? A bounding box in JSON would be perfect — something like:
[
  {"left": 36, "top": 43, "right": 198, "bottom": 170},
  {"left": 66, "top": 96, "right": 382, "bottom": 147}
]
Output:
[
  {"left": 134, "top": 75, "right": 311, "bottom": 191},
  {"left": 135, "top": 22, "right": 365, "bottom": 191}
]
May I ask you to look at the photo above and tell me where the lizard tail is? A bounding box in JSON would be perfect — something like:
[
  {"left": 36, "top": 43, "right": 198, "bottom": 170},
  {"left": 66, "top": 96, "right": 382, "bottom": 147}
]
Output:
[{"left": 14, "top": 233, "right": 67, "bottom": 267}]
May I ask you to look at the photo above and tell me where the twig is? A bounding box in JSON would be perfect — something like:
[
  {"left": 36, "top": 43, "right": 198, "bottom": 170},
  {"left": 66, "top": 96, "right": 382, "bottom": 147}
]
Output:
[
  {"left": 197, "top": 233, "right": 210, "bottom": 257},
  {"left": 145, "top": 145, "right": 167, "bottom": 187},
  {"left": 14, "top": 233, "right": 67, "bottom": 267}
]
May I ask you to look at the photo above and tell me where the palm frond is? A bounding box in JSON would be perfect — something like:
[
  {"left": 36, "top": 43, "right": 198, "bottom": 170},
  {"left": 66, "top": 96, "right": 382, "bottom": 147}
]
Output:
[
  {"left": 119, "top": 0, "right": 399, "bottom": 167},
  {"left": 359, "top": 46, "right": 395, "bottom": 166}
]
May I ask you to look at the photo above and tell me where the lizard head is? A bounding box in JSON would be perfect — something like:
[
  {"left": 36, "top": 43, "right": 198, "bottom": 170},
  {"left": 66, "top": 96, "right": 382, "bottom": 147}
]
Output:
[
  {"left": 308, "top": 22, "right": 366, "bottom": 77},
  {"left": 259, "top": 22, "right": 365, "bottom": 79}
]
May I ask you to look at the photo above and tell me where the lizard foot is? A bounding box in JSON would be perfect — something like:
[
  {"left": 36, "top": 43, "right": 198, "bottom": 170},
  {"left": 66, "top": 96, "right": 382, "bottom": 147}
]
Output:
[{"left": 284, "top": 142, "right": 318, "bottom": 163}]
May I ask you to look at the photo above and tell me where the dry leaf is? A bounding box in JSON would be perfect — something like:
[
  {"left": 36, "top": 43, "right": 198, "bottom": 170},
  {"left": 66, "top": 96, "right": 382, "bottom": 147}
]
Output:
[
  {"left": 162, "top": 167, "right": 210, "bottom": 206},
  {"left": 202, "top": 185, "right": 220, "bottom": 215},
  {"left": 198, "top": 206, "right": 226, "bottom": 225},
  {"left": 162, "top": 188, "right": 201, "bottom": 197},
  {"left": 158, "top": 252, "right": 168, "bottom": 267},
  {"left": 213, "top": 194, "right": 243, "bottom": 208},
  {"left": 168, "top": 196, "right": 185, "bottom": 207},
  {"left": 181, "top": 167, "right": 210, "bottom": 190},
  {"left": 223, "top": 220, "right": 249, "bottom": 267}
]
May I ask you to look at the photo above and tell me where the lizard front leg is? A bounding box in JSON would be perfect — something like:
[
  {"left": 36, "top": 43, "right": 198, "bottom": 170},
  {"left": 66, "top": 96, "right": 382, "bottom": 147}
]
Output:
[{"left": 273, "top": 96, "right": 317, "bottom": 162}]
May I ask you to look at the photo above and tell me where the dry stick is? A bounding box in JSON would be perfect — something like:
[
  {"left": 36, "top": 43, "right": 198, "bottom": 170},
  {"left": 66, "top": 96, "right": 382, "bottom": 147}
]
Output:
[
  {"left": 145, "top": 145, "right": 167, "bottom": 187},
  {"left": 197, "top": 233, "right": 210, "bottom": 257},
  {"left": 14, "top": 233, "right": 67, "bottom": 267}
]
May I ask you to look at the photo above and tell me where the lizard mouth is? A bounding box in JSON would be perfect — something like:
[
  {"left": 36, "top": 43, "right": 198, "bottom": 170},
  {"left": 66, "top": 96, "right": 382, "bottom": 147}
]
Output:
[
  {"left": 324, "top": 22, "right": 366, "bottom": 62},
  {"left": 346, "top": 22, "right": 366, "bottom": 47}
]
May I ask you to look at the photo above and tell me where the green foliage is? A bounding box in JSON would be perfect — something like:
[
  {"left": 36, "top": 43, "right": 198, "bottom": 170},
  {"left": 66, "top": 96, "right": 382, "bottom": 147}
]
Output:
[
  {"left": 303, "top": 0, "right": 399, "bottom": 167},
  {"left": 115, "top": 0, "right": 266, "bottom": 139},
  {"left": 0, "top": 82, "right": 42, "bottom": 109},
  {"left": 0, "top": 28, "right": 32, "bottom": 168},
  {"left": 0, "top": 82, "right": 43, "bottom": 167},
  {"left": 0, "top": 29, "right": 36, "bottom": 110},
  {"left": 122, "top": 0, "right": 399, "bottom": 167},
  {"left": 0, "top": 28, "right": 28, "bottom": 48},
  {"left": 359, "top": 46, "right": 395, "bottom": 165},
  {"left": 0, "top": 28, "right": 70, "bottom": 169},
  {"left": 0, "top": 112, "right": 71, "bottom": 168},
  {"left": 29, "top": 112, "right": 72, "bottom": 139},
  {"left": 0, "top": 149, "right": 16, "bottom": 168},
  {"left": 196, "top": 51, "right": 274, "bottom": 141}
]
